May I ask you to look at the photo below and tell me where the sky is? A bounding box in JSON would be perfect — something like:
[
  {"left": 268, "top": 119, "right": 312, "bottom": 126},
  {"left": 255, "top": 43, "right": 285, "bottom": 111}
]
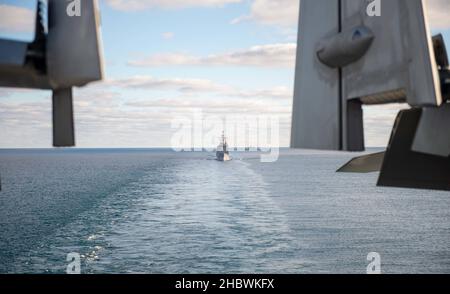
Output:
[{"left": 0, "top": 0, "right": 449, "bottom": 148}]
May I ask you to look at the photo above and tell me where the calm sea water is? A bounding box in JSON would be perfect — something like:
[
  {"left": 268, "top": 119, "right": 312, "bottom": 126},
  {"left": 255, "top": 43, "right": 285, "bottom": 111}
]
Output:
[{"left": 0, "top": 148, "right": 449, "bottom": 274}]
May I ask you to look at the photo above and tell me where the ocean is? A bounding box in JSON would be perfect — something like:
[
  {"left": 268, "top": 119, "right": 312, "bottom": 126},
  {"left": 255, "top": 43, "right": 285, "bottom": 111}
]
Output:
[{"left": 0, "top": 148, "right": 449, "bottom": 274}]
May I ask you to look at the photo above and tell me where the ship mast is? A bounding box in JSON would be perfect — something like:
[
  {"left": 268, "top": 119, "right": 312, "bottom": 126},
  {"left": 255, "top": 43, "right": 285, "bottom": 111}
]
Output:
[
  {"left": 222, "top": 131, "right": 225, "bottom": 145},
  {"left": 221, "top": 131, "right": 227, "bottom": 151}
]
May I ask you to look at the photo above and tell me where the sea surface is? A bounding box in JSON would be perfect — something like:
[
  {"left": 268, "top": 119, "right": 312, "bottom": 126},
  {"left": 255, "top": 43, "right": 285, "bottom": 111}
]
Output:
[{"left": 0, "top": 148, "right": 449, "bottom": 274}]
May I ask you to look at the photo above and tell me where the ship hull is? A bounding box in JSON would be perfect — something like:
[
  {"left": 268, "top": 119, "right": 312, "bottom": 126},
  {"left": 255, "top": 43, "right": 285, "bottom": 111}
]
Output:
[{"left": 216, "top": 152, "right": 231, "bottom": 162}]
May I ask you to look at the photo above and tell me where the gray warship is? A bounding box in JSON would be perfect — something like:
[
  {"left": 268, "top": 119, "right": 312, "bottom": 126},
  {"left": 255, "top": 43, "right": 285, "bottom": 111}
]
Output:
[{"left": 216, "top": 133, "right": 231, "bottom": 162}]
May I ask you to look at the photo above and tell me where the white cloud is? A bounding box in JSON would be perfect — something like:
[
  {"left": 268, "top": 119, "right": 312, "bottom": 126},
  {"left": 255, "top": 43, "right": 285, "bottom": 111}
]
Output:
[
  {"left": 162, "top": 32, "right": 175, "bottom": 40},
  {"left": 128, "top": 43, "right": 296, "bottom": 68},
  {"left": 0, "top": 89, "right": 12, "bottom": 98},
  {"left": 232, "top": 0, "right": 299, "bottom": 28},
  {"left": 104, "top": 0, "right": 242, "bottom": 11},
  {"left": 106, "top": 75, "right": 233, "bottom": 93},
  {"left": 363, "top": 104, "right": 410, "bottom": 147},
  {"left": 0, "top": 4, "right": 34, "bottom": 33},
  {"left": 105, "top": 75, "right": 292, "bottom": 99},
  {"left": 233, "top": 86, "right": 292, "bottom": 100},
  {"left": 125, "top": 96, "right": 291, "bottom": 114},
  {"left": 0, "top": 85, "right": 292, "bottom": 147},
  {"left": 427, "top": 0, "right": 450, "bottom": 30}
]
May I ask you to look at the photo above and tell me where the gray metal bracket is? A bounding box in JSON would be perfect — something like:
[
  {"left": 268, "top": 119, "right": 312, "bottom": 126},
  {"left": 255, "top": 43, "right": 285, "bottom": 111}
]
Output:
[
  {"left": 52, "top": 88, "right": 75, "bottom": 147},
  {"left": 378, "top": 108, "right": 450, "bottom": 191}
]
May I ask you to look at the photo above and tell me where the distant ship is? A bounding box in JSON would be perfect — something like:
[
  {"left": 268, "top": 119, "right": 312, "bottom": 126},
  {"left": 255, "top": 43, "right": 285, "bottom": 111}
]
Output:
[{"left": 216, "top": 132, "right": 231, "bottom": 162}]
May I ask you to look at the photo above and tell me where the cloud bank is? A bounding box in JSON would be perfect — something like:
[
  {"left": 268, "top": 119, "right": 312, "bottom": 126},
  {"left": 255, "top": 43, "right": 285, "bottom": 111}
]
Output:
[
  {"left": 105, "top": 75, "right": 292, "bottom": 100},
  {"left": 104, "top": 0, "right": 242, "bottom": 11},
  {"left": 0, "top": 4, "right": 34, "bottom": 34},
  {"left": 129, "top": 43, "right": 296, "bottom": 68},
  {"left": 231, "top": 0, "right": 298, "bottom": 27},
  {"left": 427, "top": 0, "right": 450, "bottom": 30}
]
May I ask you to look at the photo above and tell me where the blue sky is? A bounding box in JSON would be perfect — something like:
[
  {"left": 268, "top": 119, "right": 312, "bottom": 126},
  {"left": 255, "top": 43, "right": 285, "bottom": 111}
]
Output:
[{"left": 0, "top": 0, "right": 449, "bottom": 148}]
